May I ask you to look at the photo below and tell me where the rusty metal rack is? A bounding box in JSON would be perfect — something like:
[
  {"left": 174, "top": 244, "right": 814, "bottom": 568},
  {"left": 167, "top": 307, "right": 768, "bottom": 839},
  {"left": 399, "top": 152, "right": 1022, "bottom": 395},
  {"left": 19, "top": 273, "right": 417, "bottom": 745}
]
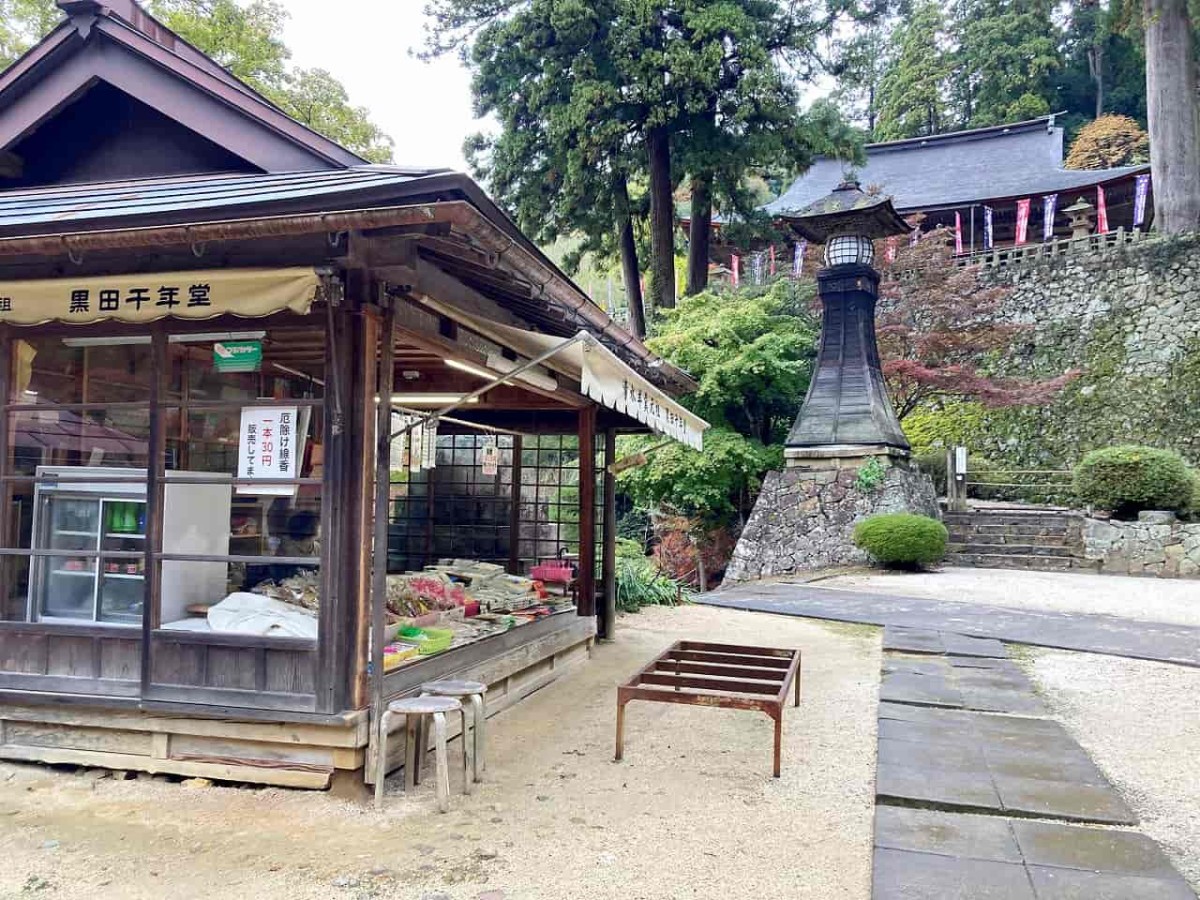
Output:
[{"left": 615, "top": 640, "right": 802, "bottom": 777}]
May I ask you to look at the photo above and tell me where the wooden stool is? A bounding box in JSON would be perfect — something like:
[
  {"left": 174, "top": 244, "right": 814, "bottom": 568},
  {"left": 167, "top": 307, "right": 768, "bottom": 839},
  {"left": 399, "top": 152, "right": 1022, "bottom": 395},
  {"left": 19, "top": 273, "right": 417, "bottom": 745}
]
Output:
[
  {"left": 374, "top": 695, "right": 462, "bottom": 812},
  {"left": 421, "top": 679, "right": 488, "bottom": 783}
]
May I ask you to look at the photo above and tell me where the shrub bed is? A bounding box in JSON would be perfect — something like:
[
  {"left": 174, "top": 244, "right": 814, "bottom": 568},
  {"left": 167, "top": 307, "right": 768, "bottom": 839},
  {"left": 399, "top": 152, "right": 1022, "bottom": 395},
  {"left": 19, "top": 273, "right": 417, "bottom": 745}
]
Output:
[
  {"left": 1072, "top": 445, "right": 1194, "bottom": 519},
  {"left": 852, "top": 513, "right": 948, "bottom": 570}
]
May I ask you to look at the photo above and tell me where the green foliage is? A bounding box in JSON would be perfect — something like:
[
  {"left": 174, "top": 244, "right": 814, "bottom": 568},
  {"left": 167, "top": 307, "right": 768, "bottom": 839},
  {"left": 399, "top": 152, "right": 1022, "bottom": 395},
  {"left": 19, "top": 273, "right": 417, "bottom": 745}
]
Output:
[
  {"left": 875, "top": 2, "right": 952, "bottom": 140},
  {"left": 0, "top": 0, "right": 60, "bottom": 69},
  {"left": 615, "top": 554, "right": 687, "bottom": 612},
  {"left": 646, "top": 278, "right": 818, "bottom": 444},
  {"left": 902, "top": 401, "right": 989, "bottom": 455},
  {"left": 1065, "top": 114, "right": 1149, "bottom": 170},
  {"left": 913, "top": 451, "right": 948, "bottom": 495},
  {"left": 854, "top": 457, "right": 887, "bottom": 492},
  {"left": 617, "top": 428, "right": 782, "bottom": 523},
  {"left": 1073, "top": 445, "right": 1195, "bottom": 519},
  {"left": 853, "top": 514, "right": 949, "bottom": 570}
]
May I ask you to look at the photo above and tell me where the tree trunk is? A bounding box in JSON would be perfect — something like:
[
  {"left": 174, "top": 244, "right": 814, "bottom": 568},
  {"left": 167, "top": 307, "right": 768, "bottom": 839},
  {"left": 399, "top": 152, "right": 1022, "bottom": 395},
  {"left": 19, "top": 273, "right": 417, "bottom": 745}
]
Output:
[
  {"left": 613, "top": 172, "right": 646, "bottom": 339},
  {"left": 1087, "top": 44, "right": 1105, "bottom": 118},
  {"left": 1145, "top": 0, "right": 1200, "bottom": 233},
  {"left": 646, "top": 125, "right": 676, "bottom": 309},
  {"left": 685, "top": 172, "right": 712, "bottom": 296}
]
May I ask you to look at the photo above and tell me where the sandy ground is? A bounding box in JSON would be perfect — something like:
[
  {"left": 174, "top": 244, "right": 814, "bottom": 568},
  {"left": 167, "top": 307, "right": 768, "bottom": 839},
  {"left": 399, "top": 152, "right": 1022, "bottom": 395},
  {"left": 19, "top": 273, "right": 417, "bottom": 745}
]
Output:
[
  {"left": 0, "top": 606, "right": 881, "bottom": 900},
  {"left": 820, "top": 567, "right": 1200, "bottom": 626},
  {"left": 1020, "top": 647, "right": 1200, "bottom": 892}
]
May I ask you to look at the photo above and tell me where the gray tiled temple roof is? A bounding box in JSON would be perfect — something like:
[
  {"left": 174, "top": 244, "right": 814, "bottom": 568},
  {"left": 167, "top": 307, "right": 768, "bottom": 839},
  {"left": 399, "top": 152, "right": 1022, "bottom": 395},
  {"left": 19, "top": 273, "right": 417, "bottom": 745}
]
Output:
[{"left": 764, "top": 117, "right": 1149, "bottom": 216}]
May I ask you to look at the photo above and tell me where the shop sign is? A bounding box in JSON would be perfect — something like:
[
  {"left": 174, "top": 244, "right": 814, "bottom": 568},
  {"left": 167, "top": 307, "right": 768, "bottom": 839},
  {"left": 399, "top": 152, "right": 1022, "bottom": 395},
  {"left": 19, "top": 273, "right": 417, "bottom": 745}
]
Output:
[
  {"left": 0, "top": 267, "right": 321, "bottom": 326},
  {"left": 237, "top": 405, "right": 299, "bottom": 495},
  {"left": 481, "top": 443, "right": 500, "bottom": 476},
  {"left": 214, "top": 340, "right": 262, "bottom": 373}
]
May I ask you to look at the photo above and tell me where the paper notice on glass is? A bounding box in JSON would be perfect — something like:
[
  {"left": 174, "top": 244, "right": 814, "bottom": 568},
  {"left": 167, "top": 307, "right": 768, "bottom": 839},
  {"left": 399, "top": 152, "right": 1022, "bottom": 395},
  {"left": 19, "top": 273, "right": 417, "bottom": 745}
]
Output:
[
  {"left": 481, "top": 442, "right": 499, "bottom": 476},
  {"left": 423, "top": 419, "right": 439, "bottom": 469},
  {"left": 237, "top": 405, "right": 299, "bottom": 495}
]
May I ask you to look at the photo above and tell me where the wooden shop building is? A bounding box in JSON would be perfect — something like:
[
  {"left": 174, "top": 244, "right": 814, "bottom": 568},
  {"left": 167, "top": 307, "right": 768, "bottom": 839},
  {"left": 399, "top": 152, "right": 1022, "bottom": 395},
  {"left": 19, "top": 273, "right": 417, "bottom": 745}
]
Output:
[{"left": 0, "top": 0, "right": 704, "bottom": 788}]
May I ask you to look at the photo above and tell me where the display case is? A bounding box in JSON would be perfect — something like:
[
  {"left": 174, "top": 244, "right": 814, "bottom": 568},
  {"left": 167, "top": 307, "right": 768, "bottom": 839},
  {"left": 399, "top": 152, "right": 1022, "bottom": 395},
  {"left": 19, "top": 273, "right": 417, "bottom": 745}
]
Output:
[{"left": 27, "top": 467, "right": 233, "bottom": 626}]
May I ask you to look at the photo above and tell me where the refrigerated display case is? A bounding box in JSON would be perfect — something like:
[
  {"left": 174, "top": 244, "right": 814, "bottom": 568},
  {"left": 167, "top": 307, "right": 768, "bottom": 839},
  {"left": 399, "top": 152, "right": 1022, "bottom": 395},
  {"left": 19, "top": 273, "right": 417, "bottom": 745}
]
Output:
[{"left": 27, "top": 467, "right": 232, "bottom": 626}]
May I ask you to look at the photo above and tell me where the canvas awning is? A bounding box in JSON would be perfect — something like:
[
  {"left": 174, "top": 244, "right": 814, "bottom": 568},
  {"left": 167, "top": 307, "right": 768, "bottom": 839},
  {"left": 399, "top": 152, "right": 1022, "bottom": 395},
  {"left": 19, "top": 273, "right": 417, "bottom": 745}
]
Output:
[
  {"left": 0, "top": 267, "right": 322, "bottom": 326},
  {"left": 432, "top": 307, "right": 707, "bottom": 450}
]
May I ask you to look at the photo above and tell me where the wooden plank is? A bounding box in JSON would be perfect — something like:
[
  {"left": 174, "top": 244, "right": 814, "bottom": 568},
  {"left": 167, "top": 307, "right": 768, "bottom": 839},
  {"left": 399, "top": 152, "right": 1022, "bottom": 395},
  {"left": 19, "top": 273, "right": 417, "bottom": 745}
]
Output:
[
  {"left": 664, "top": 649, "right": 792, "bottom": 669},
  {"left": 169, "top": 733, "right": 336, "bottom": 768},
  {"left": 636, "top": 672, "right": 782, "bottom": 695},
  {"left": 0, "top": 631, "right": 48, "bottom": 674},
  {"left": 98, "top": 640, "right": 141, "bottom": 681},
  {"left": 46, "top": 636, "right": 97, "bottom": 678},
  {"left": 0, "top": 744, "right": 331, "bottom": 789},
  {"left": 151, "top": 642, "right": 204, "bottom": 685},
  {"left": 0, "top": 703, "right": 362, "bottom": 748},
  {"left": 0, "top": 673, "right": 141, "bottom": 696},
  {"left": 264, "top": 649, "right": 317, "bottom": 694},
  {"left": 5, "top": 721, "right": 150, "bottom": 755},
  {"left": 142, "top": 685, "right": 318, "bottom": 713},
  {"left": 677, "top": 641, "right": 796, "bottom": 659},
  {"left": 205, "top": 647, "right": 258, "bottom": 691},
  {"left": 652, "top": 661, "right": 787, "bottom": 682}
]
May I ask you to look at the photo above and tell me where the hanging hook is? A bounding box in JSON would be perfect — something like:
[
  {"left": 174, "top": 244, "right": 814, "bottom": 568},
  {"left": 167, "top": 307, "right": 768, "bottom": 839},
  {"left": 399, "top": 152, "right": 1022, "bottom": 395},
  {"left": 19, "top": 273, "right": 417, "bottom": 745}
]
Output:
[{"left": 191, "top": 241, "right": 207, "bottom": 258}]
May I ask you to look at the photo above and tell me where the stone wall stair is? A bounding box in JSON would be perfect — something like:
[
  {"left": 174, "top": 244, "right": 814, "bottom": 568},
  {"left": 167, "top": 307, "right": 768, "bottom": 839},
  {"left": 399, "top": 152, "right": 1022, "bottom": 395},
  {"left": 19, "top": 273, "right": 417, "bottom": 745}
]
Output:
[{"left": 942, "top": 509, "right": 1097, "bottom": 572}]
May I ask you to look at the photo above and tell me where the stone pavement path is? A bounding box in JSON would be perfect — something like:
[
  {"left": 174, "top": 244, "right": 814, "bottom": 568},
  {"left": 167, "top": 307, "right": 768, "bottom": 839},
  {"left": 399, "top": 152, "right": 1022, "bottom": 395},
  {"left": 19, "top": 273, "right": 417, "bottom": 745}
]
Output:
[
  {"left": 868, "top": 626, "right": 1197, "bottom": 899},
  {"left": 703, "top": 582, "right": 1200, "bottom": 666}
]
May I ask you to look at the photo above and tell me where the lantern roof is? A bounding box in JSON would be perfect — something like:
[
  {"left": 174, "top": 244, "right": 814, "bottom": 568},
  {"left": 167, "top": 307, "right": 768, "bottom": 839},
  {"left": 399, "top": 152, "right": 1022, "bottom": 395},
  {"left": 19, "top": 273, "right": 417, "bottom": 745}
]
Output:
[{"left": 784, "top": 180, "right": 912, "bottom": 244}]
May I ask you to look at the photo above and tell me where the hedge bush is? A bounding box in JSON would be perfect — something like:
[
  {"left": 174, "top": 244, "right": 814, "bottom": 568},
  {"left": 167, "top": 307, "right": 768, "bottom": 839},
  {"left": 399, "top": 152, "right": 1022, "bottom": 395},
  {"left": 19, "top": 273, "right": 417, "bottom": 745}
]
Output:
[
  {"left": 853, "top": 513, "right": 948, "bottom": 570},
  {"left": 1072, "top": 445, "right": 1194, "bottom": 519}
]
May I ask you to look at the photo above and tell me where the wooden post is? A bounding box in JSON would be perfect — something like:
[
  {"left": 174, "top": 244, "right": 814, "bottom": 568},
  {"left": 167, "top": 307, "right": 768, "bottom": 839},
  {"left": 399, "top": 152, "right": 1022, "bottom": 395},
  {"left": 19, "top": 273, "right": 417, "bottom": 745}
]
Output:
[
  {"left": 600, "top": 428, "right": 617, "bottom": 639},
  {"left": 507, "top": 435, "right": 522, "bottom": 575},
  {"left": 140, "top": 330, "right": 167, "bottom": 693},
  {"left": 368, "top": 298, "right": 396, "bottom": 782},
  {"left": 576, "top": 407, "right": 596, "bottom": 618},
  {"left": 0, "top": 327, "right": 11, "bottom": 618}
]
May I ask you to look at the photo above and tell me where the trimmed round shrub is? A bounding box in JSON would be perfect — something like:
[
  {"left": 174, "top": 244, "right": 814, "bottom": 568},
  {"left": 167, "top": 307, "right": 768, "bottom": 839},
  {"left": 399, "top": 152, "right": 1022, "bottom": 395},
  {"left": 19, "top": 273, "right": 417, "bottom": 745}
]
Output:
[
  {"left": 853, "top": 513, "right": 948, "bottom": 570},
  {"left": 1072, "top": 445, "right": 1193, "bottom": 519}
]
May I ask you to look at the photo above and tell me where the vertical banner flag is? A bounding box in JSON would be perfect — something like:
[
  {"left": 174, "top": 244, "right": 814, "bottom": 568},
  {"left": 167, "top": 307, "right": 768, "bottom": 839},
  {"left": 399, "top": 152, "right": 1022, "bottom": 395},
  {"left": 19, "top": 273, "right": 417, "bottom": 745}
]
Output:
[
  {"left": 954, "top": 212, "right": 964, "bottom": 255},
  {"left": 1133, "top": 174, "right": 1151, "bottom": 227},
  {"left": 753, "top": 252, "right": 764, "bottom": 285},
  {"left": 1015, "top": 198, "right": 1031, "bottom": 245},
  {"left": 768, "top": 244, "right": 777, "bottom": 276},
  {"left": 1097, "top": 185, "right": 1109, "bottom": 234},
  {"left": 983, "top": 207, "right": 994, "bottom": 250},
  {"left": 730, "top": 254, "right": 740, "bottom": 288},
  {"left": 885, "top": 237, "right": 897, "bottom": 262},
  {"left": 793, "top": 241, "right": 806, "bottom": 277},
  {"left": 1043, "top": 194, "right": 1058, "bottom": 242}
]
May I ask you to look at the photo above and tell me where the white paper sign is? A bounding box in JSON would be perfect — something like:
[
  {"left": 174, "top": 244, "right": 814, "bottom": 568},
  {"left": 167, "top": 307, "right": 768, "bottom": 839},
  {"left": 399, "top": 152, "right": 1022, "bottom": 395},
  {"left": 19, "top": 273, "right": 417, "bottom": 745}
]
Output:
[
  {"left": 481, "top": 443, "right": 499, "bottom": 476},
  {"left": 237, "top": 405, "right": 299, "bottom": 495}
]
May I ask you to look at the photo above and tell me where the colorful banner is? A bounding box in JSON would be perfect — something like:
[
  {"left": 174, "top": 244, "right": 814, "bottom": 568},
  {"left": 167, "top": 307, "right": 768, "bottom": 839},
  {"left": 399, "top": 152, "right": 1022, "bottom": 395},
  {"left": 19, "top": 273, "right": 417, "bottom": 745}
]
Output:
[
  {"left": 768, "top": 244, "right": 777, "bottom": 276},
  {"left": 983, "top": 207, "right": 994, "bottom": 250},
  {"left": 730, "top": 254, "right": 740, "bottom": 288},
  {"left": 1043, "top": 194, "right": 1058, "bottom": 242},
  {"left": 885, "top": 237, "right": 897, "bottom": 263},
  {"left": 1015, "top": 198, "right": 1031, "bottom": 245},
  {"left": 954, "top": 212, "right": 964, "bottom": 255},
  {"left": 0, "top": 267, "right": 320, "bottom": 326},
  {"left": 793, "top": 242, "right": 806, "bottom": 277},
  {"left": 1134, "top": 174, "right": 1151, "bottom": 227},
  {"left": 752, "top": 252, "right": 764, "bottom": 285},
  {"left": 1097, "top": 185, "right": 1110, "bottom": 234}
]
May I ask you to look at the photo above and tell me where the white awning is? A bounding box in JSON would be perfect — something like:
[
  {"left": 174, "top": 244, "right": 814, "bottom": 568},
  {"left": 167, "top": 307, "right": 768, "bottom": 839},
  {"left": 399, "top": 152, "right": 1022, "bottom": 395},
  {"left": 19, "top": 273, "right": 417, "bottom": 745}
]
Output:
[{"left": 427, "top": 306, "right": 707, "bottom": 450}]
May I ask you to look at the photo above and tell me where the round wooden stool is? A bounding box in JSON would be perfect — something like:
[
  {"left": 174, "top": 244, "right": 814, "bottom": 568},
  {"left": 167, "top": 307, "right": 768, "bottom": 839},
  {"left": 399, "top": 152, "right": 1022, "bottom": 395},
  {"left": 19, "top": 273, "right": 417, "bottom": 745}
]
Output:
[
  {"left": 374, "top": 695, "right": 462, "bottom": 812},
  {"left": 421, "top": 679, "right": 488, "bottom": 783}
]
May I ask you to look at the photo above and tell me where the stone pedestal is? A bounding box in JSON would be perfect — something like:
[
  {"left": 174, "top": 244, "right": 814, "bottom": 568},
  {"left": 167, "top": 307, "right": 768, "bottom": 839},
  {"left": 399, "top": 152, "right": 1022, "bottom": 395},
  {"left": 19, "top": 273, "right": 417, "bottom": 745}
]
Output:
[{"left": 723, "top": 450, "right": 938, "bottom": 584}]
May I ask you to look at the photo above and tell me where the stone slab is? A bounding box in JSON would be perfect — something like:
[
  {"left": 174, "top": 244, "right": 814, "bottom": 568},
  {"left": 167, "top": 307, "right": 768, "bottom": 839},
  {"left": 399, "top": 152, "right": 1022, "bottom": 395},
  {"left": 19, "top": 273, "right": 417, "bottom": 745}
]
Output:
[
  {"left": 704, "top": 585, "right": 1200, "bottom": 667},
  {"left": 874, "top": 806, "right": 1022, "bottom": 864},
  {"left": 873, "top": 848, "right": 1036, "bottom": 899},
  {"left": 876, "top": 763, "right": 1003, "bottom": 811},
  {"left": 882, "top": 625, "right": 1008, "bottom": 659},
  {"left": 1011, "top": 819, "right": 1183, "bottom": 879},
  {"left": 880, "top": 652, "right": 1048, "bottom": 715},
  {"left": 993, "top": 774, "right": 1137, "bottom": 826},
  {"left": 1027, "top": 866, "right": 1198, "bottom": 900}
]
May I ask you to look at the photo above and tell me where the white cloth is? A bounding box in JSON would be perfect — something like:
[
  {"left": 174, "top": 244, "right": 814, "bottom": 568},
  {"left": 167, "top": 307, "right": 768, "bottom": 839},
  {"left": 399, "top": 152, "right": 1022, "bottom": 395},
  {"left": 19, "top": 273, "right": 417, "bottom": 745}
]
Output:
[{"left": 206, "top": 592, "right": 318, "bottom": 639}]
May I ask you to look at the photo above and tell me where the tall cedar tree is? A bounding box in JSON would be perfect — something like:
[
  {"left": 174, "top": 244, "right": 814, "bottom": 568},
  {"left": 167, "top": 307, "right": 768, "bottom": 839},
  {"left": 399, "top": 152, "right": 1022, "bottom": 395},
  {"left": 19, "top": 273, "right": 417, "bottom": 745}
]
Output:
[
  {"left": 425, "top": 0, "right": 864, "bottom": 314},
  {"left": 0, "top": 0, "right": 394, "bottom": 162},
  {"left": 875, "top": 225, "right": 1076, "bottom": 419},
  {"left": 874, "top": 1, "right": 951, "bottom": 140}
]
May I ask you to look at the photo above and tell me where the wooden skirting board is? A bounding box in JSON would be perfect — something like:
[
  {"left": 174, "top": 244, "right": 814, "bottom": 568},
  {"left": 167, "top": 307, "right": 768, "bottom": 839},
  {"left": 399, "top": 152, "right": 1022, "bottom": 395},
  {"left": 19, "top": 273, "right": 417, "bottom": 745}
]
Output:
[{"left": 0, "top": 616, "right": 596, "bottom": 790}]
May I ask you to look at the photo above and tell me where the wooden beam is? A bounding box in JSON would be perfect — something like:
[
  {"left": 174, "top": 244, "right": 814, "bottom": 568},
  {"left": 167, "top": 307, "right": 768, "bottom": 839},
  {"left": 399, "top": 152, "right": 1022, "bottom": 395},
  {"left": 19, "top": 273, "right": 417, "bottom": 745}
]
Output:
[
  {"left": 508, "top": 435, "right": 522, "bottom": 575},
  {"left": 576, "top": 407, "right": 597, "bottom": 618},
  {"left": 600, "top": 428, "right": 617, "bottom": 640}
]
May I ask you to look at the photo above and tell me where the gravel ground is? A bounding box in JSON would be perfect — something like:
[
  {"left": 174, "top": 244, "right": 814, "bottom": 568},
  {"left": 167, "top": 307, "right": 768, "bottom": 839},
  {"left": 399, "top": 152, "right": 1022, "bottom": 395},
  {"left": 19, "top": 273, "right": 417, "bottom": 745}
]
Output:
[
  {"left": 820, "top": 567, "right": 1200, "bottom": 626},
  {"left": 0, "top": 606, "right": 881, "bottom": 900},
  {"left": 1020, "top": 647, "right": 1200, "bottom": 892}
]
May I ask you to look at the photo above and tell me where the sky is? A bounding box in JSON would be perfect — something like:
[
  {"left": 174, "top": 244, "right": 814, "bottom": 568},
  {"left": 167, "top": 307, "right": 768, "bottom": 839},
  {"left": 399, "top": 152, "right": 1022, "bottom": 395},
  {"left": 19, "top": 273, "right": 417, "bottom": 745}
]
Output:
[{"left": 280, "top": 1, "right": 483, "bottom": 171}]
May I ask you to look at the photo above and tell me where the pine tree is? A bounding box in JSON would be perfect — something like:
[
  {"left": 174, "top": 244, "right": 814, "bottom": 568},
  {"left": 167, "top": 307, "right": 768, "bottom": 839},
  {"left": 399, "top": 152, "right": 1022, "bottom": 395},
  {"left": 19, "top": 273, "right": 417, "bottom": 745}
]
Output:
[{"left": 875, "top": 1, "right": 951, "bottom": 140}]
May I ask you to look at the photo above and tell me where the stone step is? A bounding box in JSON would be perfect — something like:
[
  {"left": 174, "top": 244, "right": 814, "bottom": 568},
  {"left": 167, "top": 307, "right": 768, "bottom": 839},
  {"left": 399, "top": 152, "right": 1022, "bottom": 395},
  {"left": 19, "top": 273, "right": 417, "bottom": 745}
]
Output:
[
  {"left": 948, "top": 542, "right": 1075, "bottom": 558},
  {"left": 945, "top": 552, "right": 1076, "bottom": 571},
  {"left": 942, "top": 513, "right": 1080, "bottom": 528},
  {"left": 971, "top": 522, "right": 1073, "bottom": 537},
  {"left": 946, "top": 531, "right": 1071, "bottom": 547}
]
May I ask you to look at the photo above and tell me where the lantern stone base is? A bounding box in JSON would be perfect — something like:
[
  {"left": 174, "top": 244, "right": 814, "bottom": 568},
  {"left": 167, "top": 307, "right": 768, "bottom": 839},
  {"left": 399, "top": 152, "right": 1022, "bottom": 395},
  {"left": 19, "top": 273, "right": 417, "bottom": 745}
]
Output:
[{"left": 723, "top": 449, "right": 938, "bottom": 584}]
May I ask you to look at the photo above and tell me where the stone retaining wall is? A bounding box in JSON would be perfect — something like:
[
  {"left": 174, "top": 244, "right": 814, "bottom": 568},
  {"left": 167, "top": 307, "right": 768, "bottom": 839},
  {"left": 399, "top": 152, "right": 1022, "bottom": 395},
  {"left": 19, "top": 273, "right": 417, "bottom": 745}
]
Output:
[{"left": 1081, "top": 511, "right": 1200, "bottom": 577}]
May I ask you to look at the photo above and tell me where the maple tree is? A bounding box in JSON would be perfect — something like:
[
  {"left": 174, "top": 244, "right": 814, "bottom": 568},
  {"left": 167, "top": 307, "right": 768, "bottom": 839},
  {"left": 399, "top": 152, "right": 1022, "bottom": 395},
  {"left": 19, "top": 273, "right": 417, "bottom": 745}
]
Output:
[{"left": 875, "top": 223, "right": 1076, "bottom": 420}]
